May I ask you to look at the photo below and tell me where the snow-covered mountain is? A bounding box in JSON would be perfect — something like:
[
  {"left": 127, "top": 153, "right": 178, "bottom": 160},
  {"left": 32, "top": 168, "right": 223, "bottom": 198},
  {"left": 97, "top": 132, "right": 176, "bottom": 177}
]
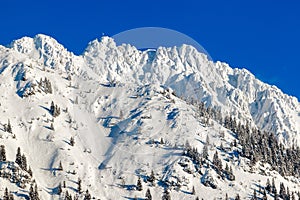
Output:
[{"left": 0, "top": 34, "right": 299, "bottom": 199}]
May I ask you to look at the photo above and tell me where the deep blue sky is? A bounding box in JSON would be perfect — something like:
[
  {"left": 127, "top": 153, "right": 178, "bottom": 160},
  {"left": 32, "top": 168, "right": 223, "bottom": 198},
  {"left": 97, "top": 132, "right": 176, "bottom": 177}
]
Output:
[{"left": 1, "top": 0, "right": 299, "bottom": 100}]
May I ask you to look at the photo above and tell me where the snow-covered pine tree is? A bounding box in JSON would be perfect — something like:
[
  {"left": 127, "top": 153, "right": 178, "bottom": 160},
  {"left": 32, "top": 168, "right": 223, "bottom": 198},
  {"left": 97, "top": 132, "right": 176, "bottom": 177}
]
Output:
[
  {"left": 202, "top": 143, "right": 209, "bottom": 160},
  {"left": 3, "top": 188, "right": 9, "bottom": 200},
  {"left": 265, "top": 178, "right": 271, "bottom": 193},
  {"left": 137, "top": 176, "right": 143, "bottom": 191},
  {"left": 28, "top": 166, "right": 33, "bottom": 176},
  {"left": 148, "top": 170, "right": 155, "bottom": 184},
  {"left": 78, "top": 178, "right": 82, "bottom": 194},
  {"left": 162, "top": 188, "right": 171, "bottom": 200},
  {"left": 0, "top": 145, "right": 6, "bottom": 161},
  {"left": 251, "top": 189, "right": 257, "bottom": 200},
  {"left": 58, "top": 161, "right": 63, "bottom": 171},
  {"left": 50, "top": 123, "right": 54, "bottom": 131},
  {"left": 279, "top": 182, "right": 286, "bottom": 199},
  {"left": 50, "top": 101, "right": 55, "bottom": 115},
  {"left": 57, "top": 183, "right": 62, "bottom": 195},
  {"left": 21, "top": 154, "right": 27, "bottom": 170},
  {"left": 6, "top": 119, "right": 12, "bottom": 133},
  {"left": 145, "top": 188, "right": 152, "bottom": 200},
  {"left": 83, "top": 190, "right": 91, "bottom": 200},
  {"left": 70, "top": 137, "right": 75, "bottom": 146},
  {"left": 15, "top": 147, "right": 22, "bottom": 166}
]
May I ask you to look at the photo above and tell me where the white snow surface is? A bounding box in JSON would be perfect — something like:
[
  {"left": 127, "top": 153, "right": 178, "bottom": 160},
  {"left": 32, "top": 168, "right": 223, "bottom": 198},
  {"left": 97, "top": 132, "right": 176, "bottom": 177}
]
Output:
[{"left": 0, "top": 34, "right": 299, "bottom": 199}]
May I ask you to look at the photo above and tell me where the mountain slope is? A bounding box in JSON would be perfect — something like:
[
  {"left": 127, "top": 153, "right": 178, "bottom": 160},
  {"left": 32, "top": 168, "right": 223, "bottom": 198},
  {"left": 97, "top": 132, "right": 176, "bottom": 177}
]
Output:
[{"left": 0, "top": 34, "right": 299, "bottom": 199}]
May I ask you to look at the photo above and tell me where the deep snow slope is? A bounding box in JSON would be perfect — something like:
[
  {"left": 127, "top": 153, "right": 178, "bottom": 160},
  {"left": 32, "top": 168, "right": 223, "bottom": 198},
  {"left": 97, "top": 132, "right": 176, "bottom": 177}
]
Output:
[{"left": 0, "top": 34, "right": 299, "bottom": 199}]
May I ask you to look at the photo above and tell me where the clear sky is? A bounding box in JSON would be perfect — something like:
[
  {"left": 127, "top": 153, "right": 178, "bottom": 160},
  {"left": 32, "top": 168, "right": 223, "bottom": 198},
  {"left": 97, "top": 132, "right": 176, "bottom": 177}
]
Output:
[{"left": 1, "top": 0, "right": 299, "bottom": 100}]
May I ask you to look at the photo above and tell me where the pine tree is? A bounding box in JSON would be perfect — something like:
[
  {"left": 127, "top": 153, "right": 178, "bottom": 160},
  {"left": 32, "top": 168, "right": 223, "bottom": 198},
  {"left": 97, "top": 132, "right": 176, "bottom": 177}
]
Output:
[
  {"left": 58, "top": 183, "right": 62, "bottom": 195},
  {"left": 7, "top": 119, "right": 12, "bottom": 133},
  {"left": 137, "top": 176, "right": 143, "bottom": 191},
  {"left": 279, "top": 182, "right": 286, "bottom": 199},
  {"left": 162, "top": 188, "right": 171, "bottom": 200},
  {"left": 9, "top": 193, "right": 14, "bottom": 200},
  {"left": 262, "top": 189, "right": 267, "bottom": 200},
  {"left": 235, "top": 193, "right": 241, "bottom": 200},
  {"left": 50, "top": 123, "right": 54, "bottom": 131},
  {"left": 148, "top": 170, "right": 155, "bottom": 183},
  {"left": 28, "top": 166, "right": 33, "bottom": 176},
  {"left": 225, "top": 193, "right": 229, "bottom": 200},
  {"left": 58, "top": 161, "right": 63, "bottom": 171},
  {"left": 206, "top": 135, "right": 210, "bottom": 146},
  {"left": 78, "top": 178, "right": 82, "bottom": 194},
  {"left": 195, "top": 197, "right": 200, "bottom": 200},
  {"left": 266, "top": 178, "right": 271, "bottom": 193},
  {"left": 192, "top": 186, "right": 195, "bottom": 195},
  {"left": 84, "top": 190, "right": 91, "bottom": 200},
  {"left": 15, "top": 147, "right": 22, "bottom": 166},
  {"left": 70, "top": 137, "right": 75, "bottom": 146},
  {"left": 145, "top": 188, "right": 152, "bottom": 200},
  {"left": 21, "top": 154, "right": 27, "bottom": 170},
  {"left": 202, "top": 143, "right": 209, "bottom": 160},
  {"left": 63, "top": 181, "right": 66, "bottom": 188},
  {"left": 50, "top": 101, "right": 55, "bottom": 115},
  {"left": 34, "top": 184, "right": 40, "bottom": 200},
  {"left": 251, "top": 189, "right": 257, "bottom": 200},
  {"left": 271, "top": 178, "right": 276, "bottom": 194},
  {"left": 3, "top": 188, "right": 9, "bottom": 200},
  {"left": 0, "top": 145, "right": 6, "bottom": 161},
  {"left": 30, "top": 185, "right": 38, "bottom": 200}
]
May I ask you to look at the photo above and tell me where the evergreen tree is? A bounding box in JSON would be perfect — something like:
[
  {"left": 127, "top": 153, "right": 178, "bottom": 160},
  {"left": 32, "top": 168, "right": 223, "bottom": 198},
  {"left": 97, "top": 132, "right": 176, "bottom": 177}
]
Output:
[
  {"left": 251, "top": 189, "right": 257, "bottom": 200},
  {"left": 225, "top": 193, "right": 229, "bottom": 200},
  {"left": 137, "top": 176, "right": 143, "bottom": 191},
  {"left": 29, "top": 185, "right": 35, "bottom": 200},
  {"left": 84, "top": 190, "right": 91, "bottom": 200},
  {"left": 58, "top": 161, "right": 63, "bottom": 171},
  {"left": 58, "top": 183, "right": 62, "bottom": 195},
  {"left": 148, "top": 170, "right": 155, "bottom": 183},
  {"left": 34, "top": 184, "right": 40, "bottom": 200},
  {"left": 202, "top": 143, "right": 209, "bottom": 160},
  {"left": 70, "top": 137, "right": 75, "bottom": 146},
  {"left": 50, "top": 101, "right": 60, "bottom": 117},
  {"left": 271, "top": 178, "right": 276, "bottom": 194},
  {"left": 145, "top": 188, "right": 152, "bottom": 200},
  {"left": 78, "top": 178, "right": 82, "bottom": 194},
  {"left": 50, "top": 101, "right": 55, "bottom": 115},
  {"left": 28, "top": 166, "right": 33, "bottom": 176},
  {"left": 65, "top": 191, "right": 72, "bottom": 200},
  {"left": 162, "top": 188, "right": 171, "bottom": 200},
  {"left": 9, "top": 193, "right": 14, "bottom": 200},
  {"left": 262, "top": 189, "right": 267, "bottom": 200},
  {"left": 63, "top": 181, "right": 66, "bottom": 188},
  {"left": 279, "top": 182, "right": 286, "bottom": 199},
  {"left": 21, "top": 154, "right": 27, "bottom": 170},
  {"left": 7, "top": 119, "right": 12, "bottom": 133},
  {"left": 15, "top": 147, "right": 22, "bottom": 166},
  {"left": 235, "top": 193, "right": 241, "bottom": 200},
  {"left": 50, "top": 123, "right": 54, "bottom": 131},
  {"left": 29, "top": 185, "right": 40, "bottom": 200},
  {"left": 0, "top": 145, "right": 6, "bottom": 161},
  {"left": 3, "top": 188, "right": 9, "bottom": 200},
  {"left": 266, "top": 178, "right": 271, "bottom": 193},
  {"left": 192, "top": 186, "right": 195, "bottom": 195},
  {"left": 195, "top": 197, "right": 199, "bottom": 200}
]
